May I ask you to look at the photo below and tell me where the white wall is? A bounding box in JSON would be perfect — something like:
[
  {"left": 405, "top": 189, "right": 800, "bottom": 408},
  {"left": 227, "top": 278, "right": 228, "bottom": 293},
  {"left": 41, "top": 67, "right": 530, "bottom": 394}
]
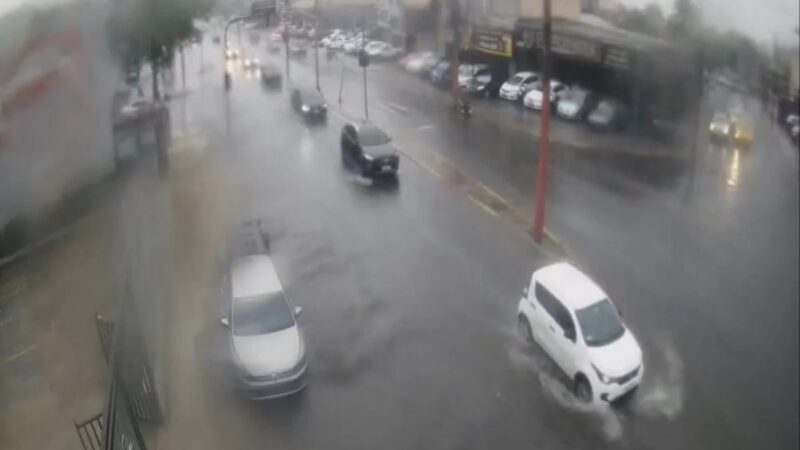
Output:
[{"left": 0, "top": 1, "right": 116, "bottom": 226}]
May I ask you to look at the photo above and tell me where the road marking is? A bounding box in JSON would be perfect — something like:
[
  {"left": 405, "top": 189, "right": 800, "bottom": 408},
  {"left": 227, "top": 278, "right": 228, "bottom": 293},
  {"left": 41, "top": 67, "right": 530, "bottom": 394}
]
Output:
[
  {"left": 2, "top": 344, "right": 37, "bottom": 366},
  {"left": 416, "top": 125, "right": 435, "bottom": 131},
  {"left": 467, "top": 194, "right": 499, "bottom": 217},
  {"left": 384, "top": 102, "right": 410, "bottom": 114}
]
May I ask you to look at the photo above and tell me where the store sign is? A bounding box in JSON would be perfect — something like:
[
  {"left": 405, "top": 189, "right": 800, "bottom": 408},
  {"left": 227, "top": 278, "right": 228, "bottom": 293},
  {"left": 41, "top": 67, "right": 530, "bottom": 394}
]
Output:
[
  {"left": 532, "top": 31, "right": 601, "bottom": 62},
  {"left": 473, "top": 31, "right": 513, "bottom": 58},
  {"left": 604, "top": 46, "right": 631, "bottom": 71}
]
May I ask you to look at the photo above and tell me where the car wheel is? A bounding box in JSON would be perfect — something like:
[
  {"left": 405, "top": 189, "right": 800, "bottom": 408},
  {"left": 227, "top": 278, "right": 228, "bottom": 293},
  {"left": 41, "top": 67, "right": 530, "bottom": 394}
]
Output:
[
  {"left": 517, "top": 315, "right": 533, "bottom": 344},
  {"left": 574, "top": 376, "right": 593, "bottom": 403}
]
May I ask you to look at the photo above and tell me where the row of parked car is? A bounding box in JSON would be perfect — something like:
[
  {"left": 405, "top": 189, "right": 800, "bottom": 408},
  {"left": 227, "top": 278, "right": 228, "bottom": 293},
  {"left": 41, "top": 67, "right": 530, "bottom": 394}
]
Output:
[
  {"left": 400, "top": 51, "right": 632, "bottom": 132},
  {"left": 318, "top": 29, "right": 404, "bottom": 60}
]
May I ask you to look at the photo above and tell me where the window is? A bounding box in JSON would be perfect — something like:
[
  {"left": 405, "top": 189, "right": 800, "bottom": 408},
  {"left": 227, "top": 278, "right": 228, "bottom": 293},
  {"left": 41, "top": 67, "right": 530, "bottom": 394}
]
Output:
[
  {"left": 535, "top": 283, "right": 575, "bottom": 335},
  {"left": 232, "top": 292, "right": 294, "bottom": 336},
  {"left": 358, "top": 126, "right": 391, "bottom": 146},
  {"left": 575, "top": 299, "right": 625, "bottom": 347}
]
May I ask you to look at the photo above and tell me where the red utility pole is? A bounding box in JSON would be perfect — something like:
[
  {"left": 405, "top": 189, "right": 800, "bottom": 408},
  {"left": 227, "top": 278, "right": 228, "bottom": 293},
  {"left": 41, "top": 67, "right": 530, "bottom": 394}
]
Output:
[{"left": 532, "top": 0, "right": 552, "bottom": 243}]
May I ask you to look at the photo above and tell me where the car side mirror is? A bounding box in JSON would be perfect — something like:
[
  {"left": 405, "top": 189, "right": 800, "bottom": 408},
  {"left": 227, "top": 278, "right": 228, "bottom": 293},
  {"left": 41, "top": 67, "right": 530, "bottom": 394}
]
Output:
[
  {"left": 220, "top": 317, "right": 230, "bottom": 328},
  {"left": 294, "top": 306, "right": 303, "bottom": 317}
]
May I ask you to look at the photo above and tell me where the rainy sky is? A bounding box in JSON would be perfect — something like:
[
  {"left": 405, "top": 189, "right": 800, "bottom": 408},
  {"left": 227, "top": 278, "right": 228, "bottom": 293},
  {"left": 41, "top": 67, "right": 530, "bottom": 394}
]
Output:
[
  {"left": 1, "top": 0, "right": 798, "bottom": 44},
  {"left": 619, "top": 0, "right": 799, "bottom": 44}
]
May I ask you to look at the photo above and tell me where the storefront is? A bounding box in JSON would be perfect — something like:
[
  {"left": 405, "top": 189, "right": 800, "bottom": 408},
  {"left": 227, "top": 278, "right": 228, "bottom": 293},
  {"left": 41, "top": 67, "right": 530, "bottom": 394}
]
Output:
[
  {"left": 467, "top": 26, "right": 514, "bottom": 83},
  {"left": 514, "top": 17, "right": 694, "bottom": 132}
]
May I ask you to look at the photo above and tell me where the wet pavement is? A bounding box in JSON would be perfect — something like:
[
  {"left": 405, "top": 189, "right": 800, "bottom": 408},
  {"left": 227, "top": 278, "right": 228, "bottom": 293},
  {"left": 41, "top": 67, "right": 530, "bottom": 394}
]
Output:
[{"left": 152, "top": 33, "right": 797, "bottom": 450}]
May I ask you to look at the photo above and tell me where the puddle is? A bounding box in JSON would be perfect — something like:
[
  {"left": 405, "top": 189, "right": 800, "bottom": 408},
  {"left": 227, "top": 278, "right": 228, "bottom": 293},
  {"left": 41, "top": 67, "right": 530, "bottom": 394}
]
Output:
[{"left": 503, "top": 325, "right": 686, "bottom": 441}]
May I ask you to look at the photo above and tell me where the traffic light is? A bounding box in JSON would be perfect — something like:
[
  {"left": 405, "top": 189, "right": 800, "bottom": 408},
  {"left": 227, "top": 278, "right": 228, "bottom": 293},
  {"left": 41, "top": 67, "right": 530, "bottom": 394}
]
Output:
[{"left": 358, "top": 49, "right": 369, "bottom": 68}]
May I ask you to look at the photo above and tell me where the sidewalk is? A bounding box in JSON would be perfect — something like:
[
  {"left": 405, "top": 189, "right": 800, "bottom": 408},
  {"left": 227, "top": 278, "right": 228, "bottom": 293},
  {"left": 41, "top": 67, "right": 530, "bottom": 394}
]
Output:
[{"left": 0, "top": 207, "right": 115, "bottom": 449}]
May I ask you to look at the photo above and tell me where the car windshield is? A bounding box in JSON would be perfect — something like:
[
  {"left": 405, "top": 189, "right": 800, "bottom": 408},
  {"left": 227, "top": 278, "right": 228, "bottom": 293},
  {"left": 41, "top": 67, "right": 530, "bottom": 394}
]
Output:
[
  {"left": 712, "top": 113, "right": 729, "bottom": 124},
  {"left": 563, "top": 90, "right": 587, "bottom": 103},
  {"left": 459, "top": 65, "right": 477, "bottom": 76},
  {"left": 359, "top": 126, "right": 391, "bottom": 146},
  {"left": 595, "top": 101, "right": 616, "bottom": 114},
  {"left": 575, "top": 299, "right": 625, "bottom": 347},
  {"left": 508, "top": 75, "right": 525, "bottom": 85},
  {"left": 303, "top": 91, "right": 325, "bottom": 106},
  {"left": 232, "top": 292, "right": 294, "bottom": 336}
]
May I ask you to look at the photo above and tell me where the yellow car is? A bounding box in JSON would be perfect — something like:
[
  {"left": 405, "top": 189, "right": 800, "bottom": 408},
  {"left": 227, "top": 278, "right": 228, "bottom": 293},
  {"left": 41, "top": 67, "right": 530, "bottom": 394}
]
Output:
[{"left": 731, "top": 120, "right": 753, "bottom": 148}]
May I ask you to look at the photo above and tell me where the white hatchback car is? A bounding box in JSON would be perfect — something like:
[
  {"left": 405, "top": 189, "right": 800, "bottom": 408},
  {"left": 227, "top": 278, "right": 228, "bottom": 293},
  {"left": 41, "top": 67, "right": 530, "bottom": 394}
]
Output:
[
  {"left": 523, "top": 80, "right": 567, "bottom": 110},
  {"left": 222, "top": 224, "right": 307, "bottom": 399},
  {"left": 517, "top": 262, "right": 643, "bottom": 403}
]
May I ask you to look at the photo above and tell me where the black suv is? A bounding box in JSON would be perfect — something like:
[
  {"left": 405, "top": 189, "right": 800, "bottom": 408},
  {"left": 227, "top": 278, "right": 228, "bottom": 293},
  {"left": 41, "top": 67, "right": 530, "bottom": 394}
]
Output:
[
  {"left": 290, "top": 88, "right": 327, "bottom": 121},
  {"left": 340, "top": 121, "right": 399, "bottom": 177}
]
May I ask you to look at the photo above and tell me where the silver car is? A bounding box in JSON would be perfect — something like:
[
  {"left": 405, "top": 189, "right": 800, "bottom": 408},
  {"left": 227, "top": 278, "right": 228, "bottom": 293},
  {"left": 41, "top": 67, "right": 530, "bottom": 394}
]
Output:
[{"left": 221, "top": 224, "right": 307, "bottom": 399}]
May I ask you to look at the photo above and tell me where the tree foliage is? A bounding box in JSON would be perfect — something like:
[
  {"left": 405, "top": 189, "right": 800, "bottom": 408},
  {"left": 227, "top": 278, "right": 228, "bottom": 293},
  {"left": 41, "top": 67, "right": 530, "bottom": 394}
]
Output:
[{"left": 110, "top": 0, "right": 214, "bottom": 98}]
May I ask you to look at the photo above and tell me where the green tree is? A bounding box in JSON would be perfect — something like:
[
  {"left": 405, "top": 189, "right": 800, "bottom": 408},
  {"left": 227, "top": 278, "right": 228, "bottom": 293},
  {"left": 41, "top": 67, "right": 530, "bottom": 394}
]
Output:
[{"left": 110, "top": 0, "right": 213, "bottom": 99}]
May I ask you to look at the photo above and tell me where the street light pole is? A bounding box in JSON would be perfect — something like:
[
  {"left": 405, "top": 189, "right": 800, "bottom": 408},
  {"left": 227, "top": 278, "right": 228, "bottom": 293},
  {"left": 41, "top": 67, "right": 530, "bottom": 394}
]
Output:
[
  {"left": 284, "top": 0, "right": 291, "bottom": 81},
  {"left": 314, "top": 0, "right": 320, "bottom": 91},
  {"left": 532, "top": 0, "right": 551, "bottom": 243},
  {"left": 361, "top": 10, "right": 369, "bottom": 119}
]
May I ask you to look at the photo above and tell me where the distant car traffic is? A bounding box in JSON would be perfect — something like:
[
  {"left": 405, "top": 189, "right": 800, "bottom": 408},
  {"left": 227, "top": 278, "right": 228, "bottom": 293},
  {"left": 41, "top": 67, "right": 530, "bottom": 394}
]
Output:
[
  {"left": 242, "top": 57, "right": 260, "bottom": 70},
  {"left": 499, "top": 71, "right": 539, "bottom": 101},
  {"left": 259, "top": 63, "right": 281, "bottom": 88},
  {"left": 587, "top": 99, "right": 629, "bottom": 132},
  {"left": 517, "top": 262, "right": 643, "bottom": 404},
  {"left": 290, "top": 88, "right": 327, "bottom": 121},
  {"left": 221, "top": 222, "right": 307, "bottom": 400},
  {"left": 340, "top": 121, "right": 400, "bottom": 177},
  {"left": 523, "top": 80, "right": 567, "bottom": 110},
  {"left": 225, "top": 48, "right": 240, "bottom": 59},
  {"left": 731, "top": 117, "right": 753, "bottom": 148},
  {"left": 556, "top": 87, "right": 596, "bottom": 120},
  {"left": 708, "top": 112, "right": 732, "bottom": 142}
]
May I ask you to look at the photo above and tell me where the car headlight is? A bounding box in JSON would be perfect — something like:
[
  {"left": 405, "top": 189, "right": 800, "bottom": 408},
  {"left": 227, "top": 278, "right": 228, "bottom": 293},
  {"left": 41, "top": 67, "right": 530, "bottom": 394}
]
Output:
[
  {"left": 301, "top": 105, "right": 310, "bottom": 112},
  {"left": 592, "top": 364, "right": 613, "bottom": 384},
  {"left": 322, "top": 103, "right": 328, "bottom": 109},
  {"left": 363, "top": 153, "right": 374, "bottom": 161}
]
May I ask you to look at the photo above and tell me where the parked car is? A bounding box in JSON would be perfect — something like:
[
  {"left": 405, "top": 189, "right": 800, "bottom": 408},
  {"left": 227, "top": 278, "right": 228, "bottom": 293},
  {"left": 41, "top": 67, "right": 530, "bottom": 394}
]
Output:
[
  {"left": 260, "top": 63, "right": 282, "bottom": 88},
  {"left": 404, "top": 51, "right": 439, "bottom": 75},
  {"left": 343, "top": 37, "right": 366, "bottom": 55},
  {"left": 289, "top": 42, "right": 308, "bottom": 57},
  {"left": 460, "top": 66, "right": 502, "bottom": 97},
  {"left": 499, "top": 71, "right": 539, "bottom": 101},
  {"left": 517, "top": 262, "right": 643, "bottom": 404},
  {"left": 523, "top": 80, "right": 567, "bottom": 110},
  {"left": 340, "top": 121, "right": 400, "bottom": 177},
  {"left": 290, "top": 88, "right": 327, "bottom": 121},
  {"left": 430, "top": 60, "right": 451, "bottom": 88},
  {"left": 365, "top": 41, "right": 402, "bottom": 61},
  {"left": 556, "top": 87, "right": 596, "bottom": 120},
  {"left": 221, "top": 222, "right": 307, "bottom": 400},
  {"left": 587, "top": 99, "right": 629, "bottom": 132},
  {"left": 457, "top": 63, "right": 489, "bottom": 86},
  {"left": 708, "top": 111, "right": 732, "bottom": 142}
]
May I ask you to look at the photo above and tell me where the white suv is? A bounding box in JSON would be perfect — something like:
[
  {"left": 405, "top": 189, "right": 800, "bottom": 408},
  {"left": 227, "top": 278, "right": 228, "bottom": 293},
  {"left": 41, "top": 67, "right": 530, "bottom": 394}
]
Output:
[{"left": 517, "top": 262, "right": 643, "bottom": 404}]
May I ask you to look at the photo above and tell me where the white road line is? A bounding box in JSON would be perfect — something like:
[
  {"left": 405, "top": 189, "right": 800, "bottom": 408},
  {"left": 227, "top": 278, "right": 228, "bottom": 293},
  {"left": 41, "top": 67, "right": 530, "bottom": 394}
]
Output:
[
  {"left": 2, "top": 344, "right": 37, "bottom": 366},
  {"left": 385, "top": 102, "right": 410, "bottom": 114},
  {"left": 416, "top": 125, "right": 435, "bottom": 131}
]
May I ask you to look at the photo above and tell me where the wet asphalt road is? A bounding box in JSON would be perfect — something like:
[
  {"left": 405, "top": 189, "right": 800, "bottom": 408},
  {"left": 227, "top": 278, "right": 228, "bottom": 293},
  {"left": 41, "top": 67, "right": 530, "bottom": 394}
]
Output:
[{"left": 157, "top": 35, "right": 798, "bottom": 450}]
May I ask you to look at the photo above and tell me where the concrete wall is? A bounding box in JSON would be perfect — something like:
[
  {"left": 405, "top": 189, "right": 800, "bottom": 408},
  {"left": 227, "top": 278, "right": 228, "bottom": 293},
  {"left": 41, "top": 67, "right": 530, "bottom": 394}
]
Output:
[{"left": 0, "top": 1, "right": 117, "bottom": 228}]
